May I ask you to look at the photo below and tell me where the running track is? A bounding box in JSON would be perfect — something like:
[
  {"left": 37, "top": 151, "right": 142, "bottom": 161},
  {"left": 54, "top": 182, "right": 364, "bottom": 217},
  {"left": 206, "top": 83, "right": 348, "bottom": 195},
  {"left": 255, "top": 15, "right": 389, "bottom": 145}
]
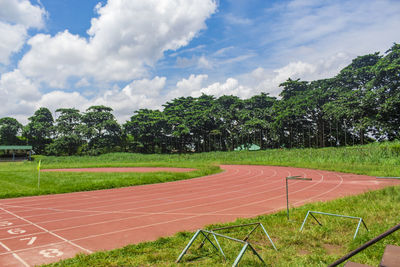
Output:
[{"left": 0, "top": 165, "right": 399, "bottom": 266}]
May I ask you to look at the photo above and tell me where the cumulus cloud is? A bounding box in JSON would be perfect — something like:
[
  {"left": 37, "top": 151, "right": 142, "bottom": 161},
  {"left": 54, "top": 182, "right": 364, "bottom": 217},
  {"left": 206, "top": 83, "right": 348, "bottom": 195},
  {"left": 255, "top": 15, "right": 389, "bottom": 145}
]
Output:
[
  {"left": 0, "top": 70, "right": 40, "bottom": 122},
  {"left": 92, "top": 76, "right": 167, "bottom": 122},
  {"left": 18, "top": 0, "right": 217, "bottom": 88},
  {"left": 3, "top": 0, "right": 400, "bottom": 124},
  {"left": 0, "top": 0, "right": 46, "bottom": 65},
  {"left": 0, "top": 0, "right": 46, "bottom": 28},
  {"left": 198, "top": 78, "right": 253, "bottom": 98},
  {"left": 0, "top": 22, "right": 27, "bottom": 64},
  {"left": 167, "top": 74, "right": 208, "bottom": 99}
]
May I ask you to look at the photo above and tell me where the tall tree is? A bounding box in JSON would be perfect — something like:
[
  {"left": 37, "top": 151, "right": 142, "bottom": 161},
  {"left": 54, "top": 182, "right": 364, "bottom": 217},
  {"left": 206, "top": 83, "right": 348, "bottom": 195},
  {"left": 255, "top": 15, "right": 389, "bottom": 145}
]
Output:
[
  {"left": 82, "top": 105, "right": 122, "bottom": 154},
  {"left": 371, "top": 43, "right": 400, "bottom": 140},
  {"left": 163, "top": 97, "right": 195, "bottom": 152},
  {"left": 242, "top": 93, "right": 276, "bottom": 149},
  {"left": 0, "top": 117, "right": 23, "bottom": 145},
  {"left": 124, "top": 109, "right": 167, "bottom": 153},
  {"left": 23, "top": 107, "right": 54, "bottom": 154},
  {"left": 211, "top": 95, "right": 244, "bottom": 150},
  {"left": 45, "top": 108, "right": 84, "bottom": 155},
  {"left": 325, "top": 53, "right": 381, "bottom": 144}
]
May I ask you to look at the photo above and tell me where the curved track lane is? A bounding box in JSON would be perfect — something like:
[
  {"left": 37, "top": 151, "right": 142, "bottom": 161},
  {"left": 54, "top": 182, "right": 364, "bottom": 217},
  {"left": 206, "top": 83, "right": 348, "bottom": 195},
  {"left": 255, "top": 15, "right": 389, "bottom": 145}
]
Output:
[{"left": 0, "top": 165, "right": 399, "bottom": 266}]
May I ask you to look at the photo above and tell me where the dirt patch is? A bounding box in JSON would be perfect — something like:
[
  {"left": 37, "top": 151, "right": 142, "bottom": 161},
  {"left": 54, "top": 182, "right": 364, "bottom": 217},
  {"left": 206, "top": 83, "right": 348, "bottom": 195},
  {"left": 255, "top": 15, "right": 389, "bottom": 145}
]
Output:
[
  {"left": 323, "top": 244, "right": 343, "bottom": 255},
  {"left": 298, "top": 249, "right": 310, "bottom": 255},
  {"left": 41, "top": 167, "right": 196, "bottom": 173}
]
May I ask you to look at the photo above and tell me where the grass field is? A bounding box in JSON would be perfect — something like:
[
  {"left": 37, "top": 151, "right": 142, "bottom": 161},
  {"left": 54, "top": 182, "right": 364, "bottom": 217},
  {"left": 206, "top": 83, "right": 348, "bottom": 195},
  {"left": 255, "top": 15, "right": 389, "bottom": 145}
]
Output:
[
  {"left": 1, "top": 141, "right": 400, "bottom": 199},
  {"left": 1, "top": 141, "right": 400, "bottom": 266}
]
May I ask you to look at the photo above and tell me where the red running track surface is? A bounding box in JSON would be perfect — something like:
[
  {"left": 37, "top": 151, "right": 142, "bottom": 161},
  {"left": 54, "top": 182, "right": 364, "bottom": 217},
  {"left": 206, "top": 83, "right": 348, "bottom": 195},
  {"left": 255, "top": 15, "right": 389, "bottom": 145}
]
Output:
[{"left": 0, "top": 165, "right": 399, "bottom": 266}]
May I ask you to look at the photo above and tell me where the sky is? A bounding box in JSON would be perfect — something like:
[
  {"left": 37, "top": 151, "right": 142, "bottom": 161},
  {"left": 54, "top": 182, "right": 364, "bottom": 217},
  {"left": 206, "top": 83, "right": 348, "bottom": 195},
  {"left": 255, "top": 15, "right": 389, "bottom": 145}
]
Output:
[{"left": 1, "top": 0, "right": 400, "bottom": 124}]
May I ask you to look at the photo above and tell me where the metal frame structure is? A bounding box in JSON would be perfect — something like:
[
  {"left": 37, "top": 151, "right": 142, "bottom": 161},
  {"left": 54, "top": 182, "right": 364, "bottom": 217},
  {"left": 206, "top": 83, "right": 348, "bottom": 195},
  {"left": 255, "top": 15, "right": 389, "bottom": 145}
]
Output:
[
  {"left": 0, "top": 146, "right": 32, "bottom": 161},
  {"left": 176, "top": 222, "right": 277, "bottom": 267},
  {"left": 286, "top": 176, "right": 312, "bottom": 220},
  {"left": 300, "top": 211, "right": 368, "bottom": 239}
]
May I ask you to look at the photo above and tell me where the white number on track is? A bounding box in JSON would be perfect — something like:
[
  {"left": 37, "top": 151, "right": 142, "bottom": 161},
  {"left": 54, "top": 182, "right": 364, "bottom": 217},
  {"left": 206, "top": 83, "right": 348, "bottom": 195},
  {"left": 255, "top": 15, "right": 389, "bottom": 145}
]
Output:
[
  {"left": 39, "top": 248, "right": 63, "bottom": 258},
  {"left": 7, "top": 228, "right": 26, "bottom": 235},
  {"left": 20, "top": 236, "right": 37, "bottom": 245},
  {"left": 0, "top": 221, "right": 13, "bottom": 227}
]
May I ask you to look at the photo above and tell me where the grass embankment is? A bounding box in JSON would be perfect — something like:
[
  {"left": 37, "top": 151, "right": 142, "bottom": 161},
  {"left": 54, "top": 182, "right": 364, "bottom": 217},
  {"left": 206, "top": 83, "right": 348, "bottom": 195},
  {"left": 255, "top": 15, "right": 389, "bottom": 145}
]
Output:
[
  {"left": 46, "top": 186, "right": 400, "bottom": 267},
  {"left": 0, "top": 153, "right": 219, "bottom": 199},
  {"left": 1, "top": 141, "right": 400, "bottom": 198}
]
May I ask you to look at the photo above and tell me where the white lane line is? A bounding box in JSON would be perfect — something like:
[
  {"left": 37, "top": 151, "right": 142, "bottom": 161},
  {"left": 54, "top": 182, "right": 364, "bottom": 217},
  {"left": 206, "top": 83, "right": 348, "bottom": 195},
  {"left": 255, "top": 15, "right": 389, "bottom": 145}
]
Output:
[
  {"left": 0, "top": 168, "right": 243, "bottom": 213},
  {"left": 2, "top": 168, "right": 282, "bottom": 239},
  {"left": 0, "top": 167, "right": 236, "bottom": 208},
  {"left": 0, "top": 208, "right": 92, "bottom": 254},
  {"left": 0, "top": 240, "right": 29, "bottom": 267},
  {"left": 293, "top": 171, "right": 344, "bottom": 205},
  {"left": 0, "top": 167, "right": 275, "bottom": 227}
]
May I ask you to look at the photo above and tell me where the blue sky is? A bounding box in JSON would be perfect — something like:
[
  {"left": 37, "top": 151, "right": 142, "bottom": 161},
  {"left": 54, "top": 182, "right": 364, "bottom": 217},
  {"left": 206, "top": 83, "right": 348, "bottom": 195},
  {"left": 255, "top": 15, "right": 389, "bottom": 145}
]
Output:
[{"left": 1, "top": 0, "right": 400, "bottom": 123}]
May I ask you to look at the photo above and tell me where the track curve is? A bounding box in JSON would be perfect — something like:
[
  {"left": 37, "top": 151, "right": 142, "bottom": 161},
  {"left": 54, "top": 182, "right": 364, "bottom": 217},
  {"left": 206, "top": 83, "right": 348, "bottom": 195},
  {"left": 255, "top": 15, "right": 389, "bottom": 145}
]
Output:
[{"left": 0, "top": 165, "right": 399, "bottom": 266}]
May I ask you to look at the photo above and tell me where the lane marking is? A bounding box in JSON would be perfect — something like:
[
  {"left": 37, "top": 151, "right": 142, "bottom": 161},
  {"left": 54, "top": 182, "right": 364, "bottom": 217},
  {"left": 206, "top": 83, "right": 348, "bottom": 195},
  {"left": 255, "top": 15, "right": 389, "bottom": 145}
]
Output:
[
  {"left": 20, "top": 236, "right": 37, "bottom": 246},
  {"left": 0, "top": 208, "right": 92, "bottom": 254},
  {"left": 0, "top": 240, "right": 29, "bottom": 267},
  {"left": 39, "top": 248, "right": 63, "bottom": 258},
  {"left": 0, "top": 167, "right": 244, "bottom": 211},
  {"left": 0, "top": 168, "right": 274, "bottom": 226},
  {"left": 8, "top": 228, "right": 26, "bottom": 235}
]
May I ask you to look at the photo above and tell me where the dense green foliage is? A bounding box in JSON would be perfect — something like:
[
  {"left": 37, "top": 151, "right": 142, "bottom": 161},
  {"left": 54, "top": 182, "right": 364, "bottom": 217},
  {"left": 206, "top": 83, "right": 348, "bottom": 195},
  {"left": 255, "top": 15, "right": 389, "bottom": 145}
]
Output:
[
  {"left": 46, "top": 184, "right": 400, "bottom": 267},
  {"left": 1, "top": 44, "right": 400, "bottom": 155},
  {"left": 0, "top": 117, "right": 23, "bottom": 145},
  {"left": 1, "top": 141, "right": 400, "bottom": 199}
]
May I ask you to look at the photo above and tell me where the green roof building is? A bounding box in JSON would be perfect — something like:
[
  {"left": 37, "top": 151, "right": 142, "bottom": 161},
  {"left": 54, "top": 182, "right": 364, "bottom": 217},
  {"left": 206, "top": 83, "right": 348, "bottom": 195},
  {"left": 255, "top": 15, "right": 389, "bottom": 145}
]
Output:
[
  {"left": 234, "top": 144, "right": 260, "bottom": 151},
  {"left": 0, "top": 146, "right": 33, "bottom": 161}
]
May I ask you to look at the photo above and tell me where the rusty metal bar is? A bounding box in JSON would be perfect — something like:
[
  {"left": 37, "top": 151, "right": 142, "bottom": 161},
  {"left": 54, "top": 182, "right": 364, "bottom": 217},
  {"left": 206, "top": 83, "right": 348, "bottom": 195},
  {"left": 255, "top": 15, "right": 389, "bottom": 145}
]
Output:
[
  {"left": 177, "top": 224, "right": 277, "bottom": 266},
  {"left": 248, "top": 243, "right": 267, "bottom": 266},
  {"left": 212, "top": 222, "right": 261, "bottom": 231},
  {"left": 286, "top": 176, "right": 312, "bottom": 220},
  {"left": 328, "top": 222, "right": 400, "bottom": 267},
  {"left": 243, "top": 224, "right": 259, "bottom": 241},
  {"left": 300, "top": 211, "right": 368, "bottom": 239}
]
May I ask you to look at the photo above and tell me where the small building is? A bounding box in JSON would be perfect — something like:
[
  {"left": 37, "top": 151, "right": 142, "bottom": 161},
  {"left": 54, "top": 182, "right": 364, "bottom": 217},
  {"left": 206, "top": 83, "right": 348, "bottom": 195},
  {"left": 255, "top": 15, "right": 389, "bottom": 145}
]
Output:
[
  {"left": 0, "top": 146, "right": 33, "bottom": 161},
  {"left": 234, "top": 144, "right": 261, "bottom": 151}
]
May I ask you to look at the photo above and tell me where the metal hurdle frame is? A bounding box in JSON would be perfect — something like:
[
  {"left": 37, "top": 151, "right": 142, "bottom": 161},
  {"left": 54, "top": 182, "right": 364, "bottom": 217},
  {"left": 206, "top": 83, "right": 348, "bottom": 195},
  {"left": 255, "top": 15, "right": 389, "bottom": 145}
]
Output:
[
  {"left": 286, "top": 176, "right": 312, "bottom": 220},
  {"left": 299, "top": 211, "right": 368, "bottom": 239},
  {"left": 176, "top": 222, "right": 277, "bottom": 266}
]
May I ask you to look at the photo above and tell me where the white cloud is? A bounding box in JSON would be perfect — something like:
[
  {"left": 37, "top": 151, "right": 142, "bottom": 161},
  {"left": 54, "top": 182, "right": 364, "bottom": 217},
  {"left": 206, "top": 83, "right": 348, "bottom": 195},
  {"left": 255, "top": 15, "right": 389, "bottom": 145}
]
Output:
[
  {"left": 18, "top": 0, "right": 217, "bottom": 88},
  {"left": 0, "top": 0, "right": 46, "bottom": 29},
  {"left": 167, "top": 74, "right": 208, "bottom": 99},
  {"left": 197, "top": 55, "right": 212, "bottom": 69},
  {"left": 0, "top": 22, "right": 27, "bottom": 64},
  {"left": 224, "top": 13, "right": 252, "bottom": 26},
  {"left": 38, "top": 91, "right": 90, "bottom": 115},
  {"left": 196, "top": 78, "right": 253, "bottom": 99},
  {"left": 0, "top": 70, "right": 40, "bottom": 122},
  {"left": 0, "top": 0, "right": 46, "bottom": 65},
  {"left": 93, "top": 76, "right": 167, "bottom": 122},
  {"left": 267, "top": 0, "right": 400, "bottom": 64}
]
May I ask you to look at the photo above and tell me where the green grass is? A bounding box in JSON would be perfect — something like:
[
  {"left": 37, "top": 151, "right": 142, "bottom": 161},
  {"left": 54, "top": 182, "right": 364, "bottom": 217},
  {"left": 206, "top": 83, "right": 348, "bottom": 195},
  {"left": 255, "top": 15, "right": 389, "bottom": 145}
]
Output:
[
  {"left": 45, "top": 185, "right": 400, "bottom": 267},
  {"left": 0, "top": 158, "right": 219, "bottom": 199},
  {"left": 1, "top": 141, "right": 400, "bottom": 198},
  {"left": 1, "top": 141, "right": 399, "bottom": 266}
]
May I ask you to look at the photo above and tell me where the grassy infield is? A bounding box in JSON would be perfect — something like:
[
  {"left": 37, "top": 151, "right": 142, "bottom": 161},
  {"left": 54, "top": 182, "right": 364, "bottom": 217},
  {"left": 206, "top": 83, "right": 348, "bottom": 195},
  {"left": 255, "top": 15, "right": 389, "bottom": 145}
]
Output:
[{"left": 1, "top": 142, "right": 399, "bottom": 266}]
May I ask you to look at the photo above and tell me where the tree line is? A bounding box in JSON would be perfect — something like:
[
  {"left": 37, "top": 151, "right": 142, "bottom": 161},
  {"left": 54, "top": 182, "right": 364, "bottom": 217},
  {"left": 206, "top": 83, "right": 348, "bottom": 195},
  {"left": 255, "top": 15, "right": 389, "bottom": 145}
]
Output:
[{"left": 1, "top": 43, "right": 399, "bottom": 155}]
